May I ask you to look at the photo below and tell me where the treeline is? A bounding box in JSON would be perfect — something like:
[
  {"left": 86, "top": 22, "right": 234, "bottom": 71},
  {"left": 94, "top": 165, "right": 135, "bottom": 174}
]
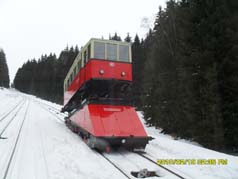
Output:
[
  {"left": 141, "top": 0, "right": 238, "bottom": 151},
  {"left": 0, "top": 49, "right": 10, "bottom": 88},
  {"left": 14, "top": 47, "right": 79, "bottom": 103}
]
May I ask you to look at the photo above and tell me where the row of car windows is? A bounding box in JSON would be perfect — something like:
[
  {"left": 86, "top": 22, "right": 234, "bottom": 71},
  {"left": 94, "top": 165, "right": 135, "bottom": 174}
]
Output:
[
  {"left": 64, "top": 41, "right": 130, "bottom": 91},
  {"left": 94, "top": 42, "right": 129, "bottom": 62},
  {"left": 64, "top": 54, "right": 83, "bottom": 92}
]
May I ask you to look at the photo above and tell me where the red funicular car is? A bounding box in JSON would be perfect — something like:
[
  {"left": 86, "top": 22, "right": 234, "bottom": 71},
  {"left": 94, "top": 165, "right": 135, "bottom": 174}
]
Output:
[{"left": 63, "top": 38, "right": 152, "bottom": 152}]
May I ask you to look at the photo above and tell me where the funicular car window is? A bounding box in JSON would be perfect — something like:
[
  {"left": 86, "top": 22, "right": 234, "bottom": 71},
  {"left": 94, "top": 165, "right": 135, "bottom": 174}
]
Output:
[
  {"left": 84, "top": 50, "right": 87, "bottom": 64},
  {"left": 119, "top": 45, "right": 129, "bottom": 62},
  {"left": 107, "top": 43, "right": 117, "bottom": 61},
  {"left": 67, "top": 79, "right": 70, "bottom": 89},
  {"left": 74, "top": 66, "right": 77, "bottom": 76},
  {"left": 94, "top": 42, "right": 105, "bottom": 59},
  {"left": 78, "top": 60, "right": 81, "bottom": 69},
  {"left": 70, "top": 73, "right": 73, "bottom": 83},
  {"left": 88, "top": 44, "right": 91, "bottom": 59}
]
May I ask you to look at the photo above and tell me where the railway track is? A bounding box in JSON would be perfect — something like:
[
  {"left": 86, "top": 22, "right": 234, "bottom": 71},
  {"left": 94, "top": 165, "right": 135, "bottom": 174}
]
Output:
[
  {"left": 134, "top": 152, "right": 187, "bottom": 179},
  {"left": 0, "top": 100, "right": 26, "bottom": 139},
  {"left": 1, "top": 100, "right": 30, "bottom": 179},
  {"left": 99, "top": 152, "right": 132, "bottom": 179},
  {"left": 0, "top": 99, "right": 24, "bottom": 122},
  {"left": 98, "top": 150, "right": 188, "bottom": 179}
]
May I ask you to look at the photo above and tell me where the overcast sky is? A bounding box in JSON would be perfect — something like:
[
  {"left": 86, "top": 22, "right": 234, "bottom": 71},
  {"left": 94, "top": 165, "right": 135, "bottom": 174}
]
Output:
[{"left": 0, "top": 0, "right": 166, "bottom": 82}]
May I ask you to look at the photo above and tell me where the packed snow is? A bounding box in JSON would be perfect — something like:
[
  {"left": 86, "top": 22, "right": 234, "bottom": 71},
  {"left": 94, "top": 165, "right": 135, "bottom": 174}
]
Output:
[{"left": 0, "top": 88, "right": 237, "bottom": 179}]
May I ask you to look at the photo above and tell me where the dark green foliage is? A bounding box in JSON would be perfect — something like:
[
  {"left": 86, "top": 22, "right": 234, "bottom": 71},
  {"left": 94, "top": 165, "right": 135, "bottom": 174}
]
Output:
[
  {"left": 0, "top": 49, "right": 10, "bottom": 88},
  {"left": 14, "top": 46, "right": 78, "bottom": 104},
  {"left": 110, "top": 33, "right": 122, "bottom": 41},
  {"left": 131, "top": 35, "right": 146, "bottom": 109},
  {"left": 124, "top": 33, "right": 132, "bottom": 42},
  {"left": 142, "top": 0, "right": 238, "bottom": 151}
]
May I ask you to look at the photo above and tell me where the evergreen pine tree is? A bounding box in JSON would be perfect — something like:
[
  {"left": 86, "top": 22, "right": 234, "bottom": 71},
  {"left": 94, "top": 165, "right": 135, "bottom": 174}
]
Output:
[
  {"left": 110, "top": 33, "right": 122, "bottom": 41},
  {"left": 132, "top": 35, "right": 145, "bottom": 108},
  {"left": 0, "top": 49, "right": 10, "bottom": 88},
  {"left": 124, "top": 33, "right": 132, "bottom": 42}
]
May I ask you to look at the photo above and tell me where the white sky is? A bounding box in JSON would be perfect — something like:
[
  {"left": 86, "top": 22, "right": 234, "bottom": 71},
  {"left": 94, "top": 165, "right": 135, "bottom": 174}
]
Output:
[{"left": 0, "top": 0, "right": 166, "bottom": 82}]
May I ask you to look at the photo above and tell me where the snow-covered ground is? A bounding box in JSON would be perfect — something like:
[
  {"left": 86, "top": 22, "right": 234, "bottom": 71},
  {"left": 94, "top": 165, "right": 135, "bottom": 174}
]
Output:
[{"left": 0, "top": 88, "right": 237, "bottom": 179}]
